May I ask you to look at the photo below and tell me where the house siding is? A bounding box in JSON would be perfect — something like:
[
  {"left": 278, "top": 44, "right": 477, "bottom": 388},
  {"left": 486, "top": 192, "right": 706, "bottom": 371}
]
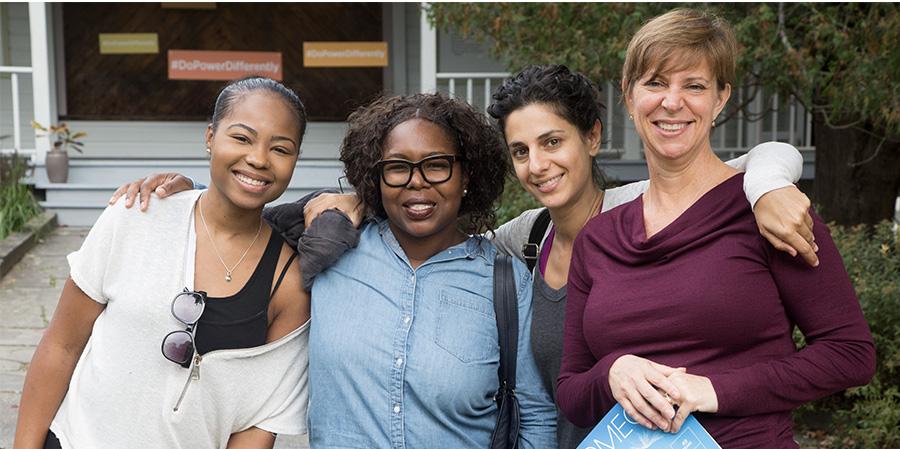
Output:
[{"left": 0, "top": 2, "right": 36, "bottom": 150}]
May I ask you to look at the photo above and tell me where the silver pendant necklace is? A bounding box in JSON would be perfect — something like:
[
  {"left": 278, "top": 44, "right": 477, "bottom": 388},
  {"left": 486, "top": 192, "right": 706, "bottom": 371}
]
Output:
[{"left": 198, "top": 195, "right": 263, "bottom": 282}]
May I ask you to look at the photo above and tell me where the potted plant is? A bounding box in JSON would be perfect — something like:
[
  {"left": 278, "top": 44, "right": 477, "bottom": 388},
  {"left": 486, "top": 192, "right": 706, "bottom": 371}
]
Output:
[{"left": 32, "top": 121, "right": 86, "bottom": 183}]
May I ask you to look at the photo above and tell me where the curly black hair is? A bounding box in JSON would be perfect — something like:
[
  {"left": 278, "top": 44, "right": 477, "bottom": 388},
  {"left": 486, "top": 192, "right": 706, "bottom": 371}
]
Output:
[
  {"left": 488, "top": 64, "right": 607, "bottom": 187},
  {"left": 340, "top": 93, "right": 508, "bottom": 235}
]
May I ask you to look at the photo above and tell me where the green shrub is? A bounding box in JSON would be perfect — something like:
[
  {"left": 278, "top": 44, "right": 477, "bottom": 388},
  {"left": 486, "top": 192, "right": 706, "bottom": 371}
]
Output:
[
  {"left": 0, "top": 154, "right": 41, "bottom": 240},
  {"left": 831, "top": 222, "right": 900, "bottom": 448},
  {"left": 795, "top": 221, "right": 900, "bottom": 448},
  {"left": 495, "top": 175, "right": 541, "bottom": 226}
]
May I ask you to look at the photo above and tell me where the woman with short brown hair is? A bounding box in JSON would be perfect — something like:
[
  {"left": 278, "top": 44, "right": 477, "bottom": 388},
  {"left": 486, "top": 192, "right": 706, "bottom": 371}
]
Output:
[{"left": 557, "top": 9, "right": 875, "bottom": 448}]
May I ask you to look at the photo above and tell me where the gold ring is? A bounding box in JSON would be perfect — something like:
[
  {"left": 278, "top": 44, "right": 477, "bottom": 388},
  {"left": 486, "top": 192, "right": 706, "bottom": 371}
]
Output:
[{"left": 663, "top": 393, "right": 673, "bottom": 404}]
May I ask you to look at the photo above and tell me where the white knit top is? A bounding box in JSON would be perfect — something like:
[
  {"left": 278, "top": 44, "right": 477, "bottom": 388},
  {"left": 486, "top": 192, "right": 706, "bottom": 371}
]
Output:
[{"left": 51, "top": 190, "right": 309, "bottom": 449}]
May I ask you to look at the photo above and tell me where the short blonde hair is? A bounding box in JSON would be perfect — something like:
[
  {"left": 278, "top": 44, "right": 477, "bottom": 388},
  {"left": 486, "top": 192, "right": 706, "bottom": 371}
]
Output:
[{"left": 621, "top": 8, "right": 737, "bottom": 96}]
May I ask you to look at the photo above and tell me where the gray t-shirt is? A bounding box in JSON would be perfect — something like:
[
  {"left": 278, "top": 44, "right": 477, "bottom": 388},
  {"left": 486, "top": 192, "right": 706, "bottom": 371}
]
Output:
[{"left": 491, "top": 185, "right": 641, "bottom": 448}]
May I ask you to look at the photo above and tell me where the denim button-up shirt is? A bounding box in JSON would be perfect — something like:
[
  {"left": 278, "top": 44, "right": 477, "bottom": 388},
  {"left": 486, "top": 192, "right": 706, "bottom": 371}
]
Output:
[{"left": 309, "top": 219, "right": 557, "bottom": 449}]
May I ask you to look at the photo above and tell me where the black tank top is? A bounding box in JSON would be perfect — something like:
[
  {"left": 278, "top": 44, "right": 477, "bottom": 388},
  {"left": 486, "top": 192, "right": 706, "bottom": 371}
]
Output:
[{"left": 194, "top": 231, "right": 296, "bottom": 355}]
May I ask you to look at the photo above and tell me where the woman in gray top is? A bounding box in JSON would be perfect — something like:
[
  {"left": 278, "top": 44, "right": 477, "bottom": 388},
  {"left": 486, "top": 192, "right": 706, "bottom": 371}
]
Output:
[{"left": 112, "top": 65, "right": 816, "bottom": 448}]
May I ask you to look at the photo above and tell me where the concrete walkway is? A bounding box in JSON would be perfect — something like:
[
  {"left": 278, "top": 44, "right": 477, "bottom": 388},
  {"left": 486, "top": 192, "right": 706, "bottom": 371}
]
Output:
[{"left": 0, "top": 226, "right": 307, "bottom": 449}]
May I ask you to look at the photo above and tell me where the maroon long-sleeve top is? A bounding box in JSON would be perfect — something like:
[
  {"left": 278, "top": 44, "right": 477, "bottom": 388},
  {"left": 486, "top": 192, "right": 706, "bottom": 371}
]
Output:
[{"left": 558, "top": 174, "right": 875, "bottom": 448}]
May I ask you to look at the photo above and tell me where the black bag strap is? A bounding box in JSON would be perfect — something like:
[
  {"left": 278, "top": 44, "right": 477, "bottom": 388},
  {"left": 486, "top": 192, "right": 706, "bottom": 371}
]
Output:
[
  {"left": 522, "top": 208, "right": 552, "bottom": 273},
  {"left": 493, "top": 253, "right": 518, "bottom": 390}
]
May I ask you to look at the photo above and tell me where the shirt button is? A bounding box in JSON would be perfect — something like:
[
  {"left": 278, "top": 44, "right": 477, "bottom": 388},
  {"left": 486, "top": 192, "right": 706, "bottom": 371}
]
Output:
[
  {"left": 410, "top": 274, "right": 415, "bottom": 282},
  {"left": 395, "top": 357, "right": 403, "bottom": 366},
  {"left": 393, "top": 405, "right": 401, "bottom": 413},
  {"left": 403, "top": 316, "right": 411, "bottom": 324}
]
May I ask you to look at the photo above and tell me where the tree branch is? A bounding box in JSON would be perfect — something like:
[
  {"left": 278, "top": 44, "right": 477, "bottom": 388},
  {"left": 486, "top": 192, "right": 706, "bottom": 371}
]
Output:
[
  {"left": 817, "top": 112, "right": 900, "bottom": 143},
  {"left": 778, "top": 3, "right": 797, "bottom": 55},
  {"left": 847, "top": 137, "right": 886, "bottom": 167},
  {"left": 716, "top": 83, "right": 762, "bottom": 124},
  {"left": 817, "top": 114, "right": 866, "bottom": 130}
]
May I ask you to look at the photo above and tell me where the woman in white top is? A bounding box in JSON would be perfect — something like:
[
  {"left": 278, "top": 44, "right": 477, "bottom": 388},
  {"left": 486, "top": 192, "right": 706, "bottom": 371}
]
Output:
[{"left": 14, "top": 77, "right": 311, "bottom": 449}]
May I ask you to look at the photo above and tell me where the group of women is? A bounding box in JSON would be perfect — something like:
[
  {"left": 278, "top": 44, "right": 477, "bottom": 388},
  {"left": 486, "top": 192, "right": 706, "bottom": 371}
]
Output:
[{"left": 15, "top": 8, "right": 874, "bottom": 449}]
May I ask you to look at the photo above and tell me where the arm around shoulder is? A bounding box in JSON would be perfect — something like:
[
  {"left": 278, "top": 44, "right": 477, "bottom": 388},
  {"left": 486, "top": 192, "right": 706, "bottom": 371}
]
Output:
[
  {"left": 602, "top": 180, "right": 649, "bottom": 213},
  {"left": 492, "top": 207, "right": 546, "bottom": 262},
  {"left": 735, "top": 141, "right": 803, "bottom": 208}
]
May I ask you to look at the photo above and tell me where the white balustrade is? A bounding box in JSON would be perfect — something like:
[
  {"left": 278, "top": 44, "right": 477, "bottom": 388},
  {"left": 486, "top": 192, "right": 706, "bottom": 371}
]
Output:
[
  {"left": 0, "top": 65, "right": 35, "bottom": 158},
  {"left": 433, "top": 72, "right": 813, "bottom": 159}
]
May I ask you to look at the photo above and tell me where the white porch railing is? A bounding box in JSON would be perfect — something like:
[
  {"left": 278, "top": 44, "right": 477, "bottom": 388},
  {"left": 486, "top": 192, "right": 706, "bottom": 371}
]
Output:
[
  {"left": 433, "top": 72, "right": 814, "bottom": 160},
  {"left": 0, "top": 65, "right": 35, "bottom": 159},
  {"left": 434, "top": 73, "right": 629, "bottom": 157},
  {"left": 436, "top": 72, "right": 509, "bottom": 113}
]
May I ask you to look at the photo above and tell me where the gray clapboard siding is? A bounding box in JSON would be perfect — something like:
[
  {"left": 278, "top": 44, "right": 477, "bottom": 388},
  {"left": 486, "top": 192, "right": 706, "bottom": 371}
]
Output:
[
  {"left": 66, "top": 121, "right": 347, "bottom": 160},
  {"left": 0, "top": 2, "right": 36, "bottom": 149}
]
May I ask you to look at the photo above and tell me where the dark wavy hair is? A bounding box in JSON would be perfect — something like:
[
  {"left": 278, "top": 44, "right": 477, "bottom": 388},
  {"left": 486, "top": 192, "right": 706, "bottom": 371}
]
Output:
[
  {"left": 210, "top": 76, "right": 308, "bottom": 144},
  {"left": 340, "top": 93, "right": 508, "bottom": 234},
  {"left": 488, "top": 64, "right": 607, "bottom": 187}
]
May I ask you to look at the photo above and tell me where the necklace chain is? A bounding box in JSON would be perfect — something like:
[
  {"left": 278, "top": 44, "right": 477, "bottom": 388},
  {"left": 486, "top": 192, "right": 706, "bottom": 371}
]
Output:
[
  {"left": 583, "top": 189, "right": 604, "bottom": 229},
  {"left": 198, "top": 195, "right": 263, "bottom": 282}
]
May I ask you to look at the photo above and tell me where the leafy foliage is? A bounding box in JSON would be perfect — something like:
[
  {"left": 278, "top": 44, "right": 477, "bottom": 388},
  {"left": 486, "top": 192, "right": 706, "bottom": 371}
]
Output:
[
  {"left": 495, "top": 175, "right": 541, "bottom": 226},
  {"left": 32, "top": 121, "right": 86, "bottom": 153},
  {"left": 428, "top": 3, "right": 899, "bottom": 136},
  {"left": 0, "top": 154, "right": 41, "bottom": 239},
  {"left": 823, "top": 222, "right": 900, "bottom": 448}
]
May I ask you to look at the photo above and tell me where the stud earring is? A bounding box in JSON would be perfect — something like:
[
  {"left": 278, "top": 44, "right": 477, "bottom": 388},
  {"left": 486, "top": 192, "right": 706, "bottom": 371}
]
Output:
[
  {"left": 463, "top": 188, "right": 468, "bottom": 197},
  {"left": 711, "top": 120, "right": 716, "bottom": 128},
  {"left": 206, "top": 147, "right": 211, "bottom": 154},
  {"left": 629, "top": 114, "right": 633, "bottom": 121}
]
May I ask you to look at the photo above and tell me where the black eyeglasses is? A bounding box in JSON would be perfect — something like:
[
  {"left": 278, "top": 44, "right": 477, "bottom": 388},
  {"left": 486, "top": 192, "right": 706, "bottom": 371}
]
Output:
[
  {"left": 375, "top": 154, "right": 459, "bottom": 188},
  {"left": 161, "top": 289, "right": 207, "bottom": 367}
]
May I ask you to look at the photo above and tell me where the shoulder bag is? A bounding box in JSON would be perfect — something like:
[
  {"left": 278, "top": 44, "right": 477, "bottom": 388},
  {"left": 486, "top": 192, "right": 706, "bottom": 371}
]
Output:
[{"left": 489, "top": 253, "right": 521, "bottom": 449}]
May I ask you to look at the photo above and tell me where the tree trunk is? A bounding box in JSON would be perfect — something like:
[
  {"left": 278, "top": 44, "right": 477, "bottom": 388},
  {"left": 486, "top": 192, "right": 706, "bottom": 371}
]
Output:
[{"left": 813, "top": 114, "right": 900, "bottom": 225}]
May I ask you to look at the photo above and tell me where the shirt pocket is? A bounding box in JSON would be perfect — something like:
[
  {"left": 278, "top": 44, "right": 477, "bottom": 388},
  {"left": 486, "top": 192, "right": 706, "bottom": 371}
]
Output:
[{"left": 434, "top": 290, "right": 498, "bottom": 363}]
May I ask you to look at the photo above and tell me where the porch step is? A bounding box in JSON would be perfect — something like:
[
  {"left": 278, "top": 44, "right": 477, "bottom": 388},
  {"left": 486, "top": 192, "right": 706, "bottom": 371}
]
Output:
[{"left": 28, "top": 158, "right": 345, "bottom": 185}]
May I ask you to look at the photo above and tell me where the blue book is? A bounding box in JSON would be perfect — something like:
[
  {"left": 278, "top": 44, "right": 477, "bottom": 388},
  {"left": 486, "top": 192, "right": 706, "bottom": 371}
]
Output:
[{"left": 576, "top": 404, "right": 721, "bottom": 449}]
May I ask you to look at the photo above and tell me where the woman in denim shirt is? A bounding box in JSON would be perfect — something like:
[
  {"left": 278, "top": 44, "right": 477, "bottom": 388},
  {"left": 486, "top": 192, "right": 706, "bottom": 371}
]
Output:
[
  {"left": 113, "top": 93, "right": 557, "bottom": 447},
  {"left": 307, "top": 93, "right": 555, "bottom": 448}
]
